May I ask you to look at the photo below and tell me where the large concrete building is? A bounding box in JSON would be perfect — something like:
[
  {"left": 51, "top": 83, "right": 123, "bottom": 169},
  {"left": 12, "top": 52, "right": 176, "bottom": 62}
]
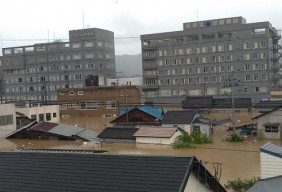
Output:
[
  {"left": 0, "top": 28, "right": 116, "bottom": 102},
  {"left": 141, "top": 17, "right": 281, "bottom": 104}
]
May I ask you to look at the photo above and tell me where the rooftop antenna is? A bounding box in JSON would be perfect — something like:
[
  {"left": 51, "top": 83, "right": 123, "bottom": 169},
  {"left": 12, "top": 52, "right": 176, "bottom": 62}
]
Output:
[{"left": 82, "top": 10, "right": 84, "bottom": 29}]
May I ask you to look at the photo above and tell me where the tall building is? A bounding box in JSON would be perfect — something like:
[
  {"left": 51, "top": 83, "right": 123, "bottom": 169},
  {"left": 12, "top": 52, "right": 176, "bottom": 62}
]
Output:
[
  {"left": 0, "top": 28, "right": 116, "bottom": 102},
  {"left": 141, "top": 17, "right": 281, "bottom": 104}
]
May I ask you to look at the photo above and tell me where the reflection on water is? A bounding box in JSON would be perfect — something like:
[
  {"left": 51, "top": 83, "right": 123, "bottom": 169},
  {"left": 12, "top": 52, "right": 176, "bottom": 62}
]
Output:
[{"left": 2, "top": 112, "right": 282, "bottom": 186}]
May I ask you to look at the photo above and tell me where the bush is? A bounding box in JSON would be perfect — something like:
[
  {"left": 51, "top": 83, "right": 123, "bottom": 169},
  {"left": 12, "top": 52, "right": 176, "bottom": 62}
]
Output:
[
  {"left": 224, "top": 177, "right": 259, "bottom": 192},
  {"left": 173, "top": 132, "right": 212, "bottom": 149},
  {"left": 224, "top": 134, "right": 244, "bottom": 142}
]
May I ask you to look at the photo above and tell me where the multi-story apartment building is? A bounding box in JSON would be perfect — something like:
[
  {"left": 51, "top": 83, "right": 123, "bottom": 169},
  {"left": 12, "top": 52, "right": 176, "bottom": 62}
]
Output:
[
  {"left": 141, "top": 17, "right": 281, "bottom": 104},
  {"left": 0, "top": 28, "right": 116, "bottom": 102}
]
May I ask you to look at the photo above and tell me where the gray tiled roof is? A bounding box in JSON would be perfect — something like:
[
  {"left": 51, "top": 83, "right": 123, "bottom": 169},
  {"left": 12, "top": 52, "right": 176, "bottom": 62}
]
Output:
[
  {"left": 260, "top": 142, "right": 282, "bottom": 158},
  {"left": 247, "top": 175, "right": 282, "bottom": 192},
  {"left": 0, "top": 152, "right": 194, "bottom": 192},
  {"left": 161, "top": 111, "right": 198, "bottom": 124},
  {"left": 48, "top": 124, "right": 85, "bottom": 137},
  {"left": 97, "top": 127, "right": 138, "bottom": 140}
]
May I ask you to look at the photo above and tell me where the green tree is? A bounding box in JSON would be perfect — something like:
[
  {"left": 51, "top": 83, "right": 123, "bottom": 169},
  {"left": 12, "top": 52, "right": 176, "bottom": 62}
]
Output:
[{"left": 224, "top": 177, "right": 259, "bottom": 192}]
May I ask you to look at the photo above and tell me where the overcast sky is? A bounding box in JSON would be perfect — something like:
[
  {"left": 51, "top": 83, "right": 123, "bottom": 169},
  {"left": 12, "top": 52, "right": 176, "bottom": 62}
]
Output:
[{"left": 0, "top": 0, "right": 281, "bottom": 55}]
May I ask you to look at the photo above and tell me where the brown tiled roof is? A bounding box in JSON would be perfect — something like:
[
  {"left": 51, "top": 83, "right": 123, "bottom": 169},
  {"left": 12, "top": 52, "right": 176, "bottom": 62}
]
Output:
[
  {"left": 133, "top": 126, "right": 180, "bottom": 138},
  {"left": 29, "top": 121, "right": 58, "bottom": 132}
]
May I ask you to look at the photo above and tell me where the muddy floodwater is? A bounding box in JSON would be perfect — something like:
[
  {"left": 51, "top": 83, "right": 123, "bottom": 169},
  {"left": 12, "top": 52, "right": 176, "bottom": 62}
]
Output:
[{"left": 2, "top": 111, "right": 282, "bottom": 186}]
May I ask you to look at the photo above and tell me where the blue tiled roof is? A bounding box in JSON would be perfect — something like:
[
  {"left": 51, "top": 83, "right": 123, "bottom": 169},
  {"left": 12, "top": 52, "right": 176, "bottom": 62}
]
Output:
[{"left": 119, "top": 105, "right": 164, "bottom": 120}]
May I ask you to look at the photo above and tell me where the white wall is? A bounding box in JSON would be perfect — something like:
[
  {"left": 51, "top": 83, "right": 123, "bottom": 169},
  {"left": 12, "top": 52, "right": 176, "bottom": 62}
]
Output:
[
  {"left": 0, "top": 103, "right": 16, "bottom": 138},
  {"left": 192, "top": 123, "right": 212, "bottom": 136},
  {"left": 260, "top": 152, "right": 282, "bottom": 179},
  {"left": 185, "top": 172, "right": 213, "bottom": 192},
  {"left": 16, "top": 105, "right": 60, "bottom": 123},
  {"left": 107, "top": 77, "right": 143, "bottom": 86},
  {"left": 135, "top": 130, "right": 182, "bottom": 145}
]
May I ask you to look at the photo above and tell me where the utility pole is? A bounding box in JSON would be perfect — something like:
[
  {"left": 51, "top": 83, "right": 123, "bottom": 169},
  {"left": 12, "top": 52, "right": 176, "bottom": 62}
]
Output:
[{"left": 231, "top": 71, "right": 236, "bottom": 134}]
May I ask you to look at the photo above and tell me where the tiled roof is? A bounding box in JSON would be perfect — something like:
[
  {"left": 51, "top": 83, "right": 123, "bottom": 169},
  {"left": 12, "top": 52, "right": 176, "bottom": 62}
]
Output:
[
  {"left": 254, "top": 101, "right": 282, "bottom": 108},
  {"left": 252, "top": 106, "right": 282, "bottom": 119},
  {"left": 97, "top": 127, "right": 138, "bottom": 140},
  {"left": 247, "top": 175, "right": 282, "bottom": 192},
  {"left": 161, "top": 111, "right": 198, "bottom": 124},
  {"left": 133, "top": 126, "right": 181, "bottom": 138},
  {"left": 212, "top": 98, "right": 252, "bottom": 108},
  {"left": 193, "top": 117, "right": 212, "bottom": 124},
  {"left": 48, "top": 124, "right": 84, "bottom": 137},
  {"left": 0, "top": 152, "right": 195, "bottom": 192},
  {"left": 30, "top": 121, "right": 58, "bottom": 132},
  {"left": 182, "top": 96, "right": 213, "bottom": 109},
  {"left": 260, "top": 142, "right": 282, "bottom": 158}
]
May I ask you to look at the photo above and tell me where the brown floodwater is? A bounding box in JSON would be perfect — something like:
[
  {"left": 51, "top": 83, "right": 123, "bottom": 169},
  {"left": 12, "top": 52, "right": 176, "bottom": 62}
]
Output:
[{"left": 2, "top": 112, "right": 282, "bottom": 187}]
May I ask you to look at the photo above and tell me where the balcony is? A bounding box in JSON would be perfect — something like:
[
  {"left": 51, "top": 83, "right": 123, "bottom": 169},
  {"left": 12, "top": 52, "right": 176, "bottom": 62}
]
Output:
[
  {"left": 143, "top": 54, "right": 157, "bottom": 60},
  {"left": 142, "top": 44, "right": 157, "bottom": 51}
]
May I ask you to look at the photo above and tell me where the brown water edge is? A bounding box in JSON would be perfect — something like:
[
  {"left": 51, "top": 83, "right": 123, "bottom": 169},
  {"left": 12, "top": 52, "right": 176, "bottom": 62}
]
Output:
[{"left": 2, "top": 111, "right": 282, "bottom": 187}]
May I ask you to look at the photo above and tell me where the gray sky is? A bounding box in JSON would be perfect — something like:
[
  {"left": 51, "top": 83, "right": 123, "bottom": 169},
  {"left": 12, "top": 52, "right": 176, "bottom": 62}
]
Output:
[{"left": 0, "top": 0, "right": 281, "bottom": 55}]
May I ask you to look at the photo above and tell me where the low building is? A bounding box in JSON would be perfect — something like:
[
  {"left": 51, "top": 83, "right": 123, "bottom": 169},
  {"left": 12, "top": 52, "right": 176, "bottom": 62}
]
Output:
[
  {"left": 252, "top": 107, "right": 282, "bottom": 139},
  {"left": 57, "top": 86, "right": 142, "bottom": 120},
  {"left": 97, "top": 126, "right": 138, "bottom": 142},
  {"left": 260, "top": 142, "right": 282, "bottom": 179},
  {"left": 6, "top": 121, "right": 99, "bottom": 141},
  {"left": 134, "top": 126, "right": 184, "bottom": 145},
  {"left": 16, "top": 104, "right": 59, "bottom": 123},
  {"left": 253, "top": 100, "right": 282, "bottom": 113},
  {"left": 0, "top": 151, "right": 226, "bottom": 192},
  {"left": 110, "top": 105, "right": 164, "bottom": 125},
  {"left": 0, "top": 103, "right": 16, "bottom": 138},
  {"left": 192, "top": 117, "right": 213, "bottom": 136},
  {"left": 106, "top": 76, "right": 143, "bottom": 86}
]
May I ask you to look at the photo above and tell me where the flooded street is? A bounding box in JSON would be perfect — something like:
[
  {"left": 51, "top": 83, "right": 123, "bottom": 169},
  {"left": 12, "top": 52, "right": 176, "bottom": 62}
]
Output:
[{"left": 2, "top": 111, "right": 282, "bottom": 186}]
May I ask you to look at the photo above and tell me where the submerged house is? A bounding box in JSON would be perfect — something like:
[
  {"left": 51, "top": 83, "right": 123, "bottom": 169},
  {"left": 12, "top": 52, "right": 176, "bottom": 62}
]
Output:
[
  {"left": 252, "top": 107, "right": 282, "bottom": 139},
  {"left": 0, "top": 151, "right": 226, "bottom": 192},
  {"left": 110, "top": 105, "right": 164, "bottom": 125},
  {"left": 133, "top": 126, "right": 184, "bottom": 145},
  {"left": 161, "top": 110, "right": 213, "bottom": 136},
  {"left": 6, "top": 121, "right": 99, "bottom": 141}
]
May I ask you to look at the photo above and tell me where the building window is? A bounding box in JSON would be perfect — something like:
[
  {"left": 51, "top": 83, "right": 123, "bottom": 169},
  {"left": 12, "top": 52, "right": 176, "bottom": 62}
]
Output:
[
  {"left": 243, "top": 54, "right": 250, "bottom": 60},
  {"left": 53, "top": 113, "right": 57, "bottom": 118},
  {"left": 46, "top": 113, "right": 51, "bottom": 121},
  {"left": 38, "top": 114, "right": 44, "bottom": 121},
  {"left": 69, "top": 91, "right": 75, "bottom": 95},
  {"left": 0, "top": 115, "right": 13, "bottom": 126},
  {"left": 265, "top": 125, "right": 279, "bottom": 133},
  {"left": 245, "top": 75, "right": 251, "bottom": 81},
  {"left": 106, "top": 101, "right": 116, "bottom": 109},
  {"left": 31, "top": 115, "right": 36, "bottom": 120},
  {"left": 72, "top": 43, "right": 81, "bottom": 48},
  {"left": 186, "top": 48, "right": 192, "bottom": 54},
  {"left": 78, "top": 91, "right": 84, "bottom": 95}
]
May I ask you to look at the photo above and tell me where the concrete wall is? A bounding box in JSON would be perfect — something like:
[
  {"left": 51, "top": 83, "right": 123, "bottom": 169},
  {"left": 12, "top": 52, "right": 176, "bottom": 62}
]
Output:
[
  {"left": 16, "top": 105, "right": 60, "bottom": 123},
  {"left": 135, "top": 130, "right": 182, "bottom": 145},
  {"left": 260, "top": 152, "right": 282, "bottom": 179},
  {"left": 0, "top": 103, "right": 16, "bottom": 138}
]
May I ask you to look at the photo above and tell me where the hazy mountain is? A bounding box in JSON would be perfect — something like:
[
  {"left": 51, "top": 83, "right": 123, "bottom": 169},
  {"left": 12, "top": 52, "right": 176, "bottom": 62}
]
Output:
[{"left": 115, "top": 54, "right": 142, "bottom": 77}]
